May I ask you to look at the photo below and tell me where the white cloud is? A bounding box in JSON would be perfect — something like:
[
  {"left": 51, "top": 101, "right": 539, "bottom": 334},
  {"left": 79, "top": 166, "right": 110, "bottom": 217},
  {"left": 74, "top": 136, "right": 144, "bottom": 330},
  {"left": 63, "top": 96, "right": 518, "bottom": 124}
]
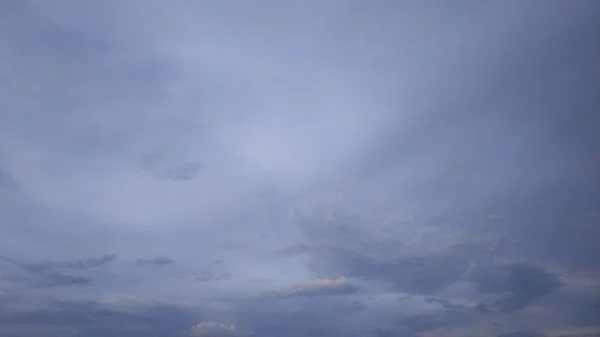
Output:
[
  {"left": 257, "top": 277, "right": 358, "bottom": 299},
  {"left": 186, "top": 322, "right": 252, "bottom": 337}
]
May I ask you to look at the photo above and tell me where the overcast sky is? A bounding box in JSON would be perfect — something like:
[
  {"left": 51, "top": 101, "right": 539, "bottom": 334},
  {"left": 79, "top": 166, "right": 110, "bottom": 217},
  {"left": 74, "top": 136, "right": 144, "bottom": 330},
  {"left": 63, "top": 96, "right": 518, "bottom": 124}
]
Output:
[{"left": 1, "top": 1, "right": 599, "bottom": 336}]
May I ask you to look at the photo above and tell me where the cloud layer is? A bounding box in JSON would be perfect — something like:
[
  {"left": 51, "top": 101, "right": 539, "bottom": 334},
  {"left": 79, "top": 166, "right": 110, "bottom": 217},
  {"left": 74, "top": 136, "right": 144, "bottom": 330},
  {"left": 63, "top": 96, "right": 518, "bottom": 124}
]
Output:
[{"left": 1, "top": 1, "right": 599, "bottom": 336}]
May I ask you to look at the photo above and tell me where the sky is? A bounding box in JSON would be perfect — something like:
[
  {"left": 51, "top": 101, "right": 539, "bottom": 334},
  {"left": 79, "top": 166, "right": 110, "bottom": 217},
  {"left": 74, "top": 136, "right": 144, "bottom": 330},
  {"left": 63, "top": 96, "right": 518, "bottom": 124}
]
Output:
[{"left": 0, "top": 1, "right": 599, "bottom": 336}]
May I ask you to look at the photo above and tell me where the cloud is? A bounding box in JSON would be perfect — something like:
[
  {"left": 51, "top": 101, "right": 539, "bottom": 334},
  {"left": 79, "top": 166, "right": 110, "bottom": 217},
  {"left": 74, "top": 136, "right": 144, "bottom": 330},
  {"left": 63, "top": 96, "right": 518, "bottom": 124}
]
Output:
[
  {"left": 284, "top": 240, "right": 484, "bottom": 294},
  {"left": 1, "top": 1, "right": 599, "bottom": 336},
  {"left": 0, "top": 154, "right": 18, "bottom": 191},
  {"left": 220, "top": 242, "right": 245, "bottom": 251},
  {"left": 0, "top": 297, "right": 202, "bottom": 337},
  {"left": 468, "top": 262, "right": 562, "bottom": 312},
  {"left": 282, "top": 196, "right": 518, "bottom": 294},
  {"left": 157, "top": 162, "right": 202, "bottom": 182},
  {"left": 182, "top": 322, "right": 252, "bottom": 337},
  {"left": 14, "top": 269, "right": 94, "bottom": 289},
  {"left": 544, "top": 326, "right": 600, "bottom": 337},
  {"left": 0, "top": 168, "right": 18, "bottom": 191},
  {"left": 60, "top": 254, "right": 117, "bottom": 270},
  {"left": 40, "top": 272, "right": 93, "bottom": 287},
  {"left": 497, "top": 332, "right": 547, "bottom": 337},
  {"left": 138, "top": 152, "right": 202, "bottom": 182},
  {"left": 395, "top": 313, "right": 450, "bottom": 335},
  {"left": 0, "top": 324, "right": 78, "bottom": 337},
  {"left": 26, "top": 254, "right": 118, "bottom": 271},
  {"left": 273, "top": 243, "right": 310, "bottom": 257},
  {"left": 258, "top": 277, "right": 358, "bottom": 299},
  {"left": 1, "top": 254, "right": 118, "bottom": 289},
  {"left": 195, "top": 272, "right": 232, "bottom": 282},
  {"left": 135, "top": 256, "right": 173, "bottom": 267},
  {"left": 282, "top": 203, "right": 562, "bottom": 308},
  {"left": 424, "top": 297, "right": 467, "bottom": 310},
  {"left": 420, "top": 325, "right": 550, "bottom": 337},
  {"left": 5, "top": 254, "right": 117, "bottom": 275}
]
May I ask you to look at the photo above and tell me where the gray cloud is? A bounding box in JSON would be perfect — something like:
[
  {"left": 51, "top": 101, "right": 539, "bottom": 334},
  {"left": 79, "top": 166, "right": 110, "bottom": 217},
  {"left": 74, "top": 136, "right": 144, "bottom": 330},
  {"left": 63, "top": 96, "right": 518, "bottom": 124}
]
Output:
[
  {"left": 50, "top": 254, "right": 117, "bottom": 271},
  {"left": 496, "top": 332, "right": 547, "bottom": 337},
  {"left": 0, "top": 297, "right": 201, "bottom": 337},
  {"left": 220, "top": 242, "right": 245, "bottom": 252},
  {"left": 469, "top": 262, "right": 562, "bottom": 312},
  {"left": 13, "top": 254, "right": 117, "bottom": 274},
  {"left": 139, "top": 152, "right": 202, "bottom": 182},
  {"left": 395, "top": 313, "right": 451, "bottom": 335},
  {"left": 277, "top": 238, "right": 489, "bottom": 294},
  {"left": 135, "top": 256, "right": 173, "bottom": 267},
  {"left": 424, "top": 297, "right": 466, "bottom": 310},
  {"left": 40, "top": 272, "right": 93, "bottom": 287},
  {"left": 157, "top": 162, "right": 202, "bottom": 182},
  {"left": 0, "top": 324, "right": 78, "bottom": 337},
  {"left": 0, "top": 167, "right": 18, "bottom": 191},
  {"left": 277, "top": 212, "right": 562, "bottom": 313},
  {"left": 0, "top": 154, "right": 18, "bottom": 191},
  {"left": 0, "top": 254, "right": 118, "bottom": 289},
  {"left": 280, "top": 195, "right": 565, "bottom": 314}
]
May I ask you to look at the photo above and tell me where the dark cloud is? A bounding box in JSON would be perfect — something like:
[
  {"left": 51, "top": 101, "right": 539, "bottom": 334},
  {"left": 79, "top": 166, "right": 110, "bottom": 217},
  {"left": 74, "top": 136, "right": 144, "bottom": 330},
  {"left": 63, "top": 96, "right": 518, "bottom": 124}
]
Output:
[
  {"left": 0, "top": 324, "right": 78, "bottom": 337},
  {"left": 284, "top": 240, "right": 486, "bottom": 294},
  {"left": 0, "top": 298, "right": 200, "bottom": 337},
  {"left": 346, "top": 299, "right": 366, "bottom": 312},
  {"left": 41, "top": 272, "right": 93, "bottom": 287},
  {"left": 373, "top": 328, "right": 396, "bottom": 337},
  {"left": 283, "top": 196, "right": 564, "bottom": 313},
  {"left": 138, "top": 152, "right": 202, "bottom": 182},
  {"left": 469, "top": 262, "right": 562, "bottom": 312},
  {"left": 395, "top": 314, "right": 450, "bottom": 335},
  {"left": 138, "top": 152, "right": 162, "bottom": 171},
  {"left": 0, "top": 166, "right": 18, "bottom": 191},
  {"left": 54, "top": 254, "right": 117, "bottom": 271},
  {"left": 17, "top": 254, "right": 117, "bottom": 274},
  {"left": 0, "top": 254, "right": 117, "bottom": 289},
  {"left": 157, "top": 162, "right": 202, "bottom": 182},
  {"left": 135, "top": 256, "right": 173, "bottom": 267},
  {"left": 496, "top": 332, "right": 547, "bottom": 337},
  {"left": 234, "top": 299, "right": 357, "bottom": 337},
  {"left": 283, "top": 196, "right": 512, "bottom": 293},
  {"left": 424, "top": 297, "right": 466, "bottom": 310},
  {"left": 17, "top": 269, "right": 94, "bottom": 289},
  {"left": 221, "top": 242, "right": 244, "bottom": 251},
  {"left": 273, "top": 243, "right": 310, "bottom": 257},
  {"left": 279, "top": 227, "right": 561, "bottom": 315}
]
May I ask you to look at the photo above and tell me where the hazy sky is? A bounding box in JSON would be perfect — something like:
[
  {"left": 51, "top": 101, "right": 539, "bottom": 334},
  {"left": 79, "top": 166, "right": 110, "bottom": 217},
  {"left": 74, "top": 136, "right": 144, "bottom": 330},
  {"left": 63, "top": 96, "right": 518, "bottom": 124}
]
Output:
[{"left": 1, "top": 1, "right": 599, "bottom": 336}]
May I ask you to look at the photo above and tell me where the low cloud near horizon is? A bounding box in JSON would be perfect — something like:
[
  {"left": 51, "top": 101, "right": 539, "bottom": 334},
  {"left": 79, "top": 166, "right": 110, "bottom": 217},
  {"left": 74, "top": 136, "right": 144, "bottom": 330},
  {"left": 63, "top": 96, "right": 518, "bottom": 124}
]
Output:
[{"left": 1, "top": 1, "right": 599, "bottom": 336}]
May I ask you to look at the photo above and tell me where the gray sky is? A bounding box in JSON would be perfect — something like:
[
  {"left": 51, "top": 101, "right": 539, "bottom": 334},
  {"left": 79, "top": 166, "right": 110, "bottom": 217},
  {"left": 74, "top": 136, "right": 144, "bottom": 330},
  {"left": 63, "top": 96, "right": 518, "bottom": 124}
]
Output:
[{"left": 1, "top": 1, "right": 599, "bottom": 336}]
